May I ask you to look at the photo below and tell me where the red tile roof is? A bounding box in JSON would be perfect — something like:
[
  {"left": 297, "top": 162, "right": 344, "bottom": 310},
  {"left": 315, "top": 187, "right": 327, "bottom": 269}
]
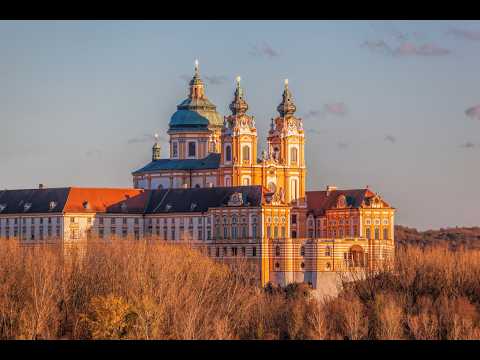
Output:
[
  {"left": 306, "top": 188, "right": 390, "bottom": 216},
  {"left": 64, "top": 188, "right": 145, "bottom": 213}
]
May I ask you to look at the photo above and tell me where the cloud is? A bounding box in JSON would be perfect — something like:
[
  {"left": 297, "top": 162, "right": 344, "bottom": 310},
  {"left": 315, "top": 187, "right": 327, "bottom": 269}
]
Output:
[
  {"left": 128, "top": 134, "right": 165, "bottom": 145},
  {"left": 249, "top": 42, "right": 280, "bottom": 58},
  {"left": 362, "top": 40, "right": 393, "bottom": 54},
  {"left": 324, "top": 102, "right": 348, "bottom": 116},
  {"left": 303, "top": 110, "right": 323, "bottom": 119},
  {"left": 395, "top": 42, "right": 451, "bottom": 56},
  {"left": 204, "top": 75, "right": 228, "bottom": 85},
  {"left": 466, "top": 105, "right": 480, "bottom": 120},
  {"left": 337, "top": 142, "right": 349, "bottom": 149},
  {"left": 303, "top": 103, "right": 348, "bottom": 120},
  {"left": 362, "top": 40, "right": 451, "bottom": 57},
  {"left": 460, "top": 141, "right": 476, "bottom": 149},
  {"left": 85, "top": 149, "right": 103, "bottom": 158},
  {"left": 385, "top": 134, "right": 397, "bottom": 143},
  {"left": 448, "top": 27, "right": 480, "bottom": 41}
]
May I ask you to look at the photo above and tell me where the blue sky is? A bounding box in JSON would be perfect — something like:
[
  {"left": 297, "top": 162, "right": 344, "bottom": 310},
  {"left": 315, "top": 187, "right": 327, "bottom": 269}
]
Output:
[{"left": 1, "top": 20, "right": 479, "bottom": 230}]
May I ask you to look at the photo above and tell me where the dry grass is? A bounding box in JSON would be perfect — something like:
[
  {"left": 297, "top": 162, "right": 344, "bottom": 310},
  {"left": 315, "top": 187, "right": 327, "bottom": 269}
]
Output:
[{"left": 1, "top": 237, "right": 480, "bottom": 340}]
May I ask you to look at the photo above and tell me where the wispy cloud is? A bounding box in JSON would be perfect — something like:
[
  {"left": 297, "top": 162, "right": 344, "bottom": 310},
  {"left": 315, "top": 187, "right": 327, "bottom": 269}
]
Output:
[
  {"left": 385, "top": 134, "right": 397, "bottom": 143},
  {"left": 249, "top": 42, "right": 280, "bottom": 58},
  {"left": 460, "top": 141, "right": 476, "bottom": 149},
  {"left": 85, "top": 149, "right": 103, "bottom": 158},
  {"left": 204, "top": 75, "right": 228, "bottom": 85},
  {"left": 395, "top": 43, "right": 451, "bottom": 56},
  {"left": 447, "top": 27, "right": 480, "bottom": 41},
  {"left": 303, "top": 110, "right": 323, "bottom": 120},
  {"left": 324, "top": 102, "right": 348, "bottom": 116},
  {"left": 337, "top": 142, "right": 349, "bottom": 150},
  {"left": 127, "top": 134, "right": 165, "bottom": 145},
  {"left": 362, "top": 40, "right": 451, "bottom": 57},
  {"left": 303, "top": 103, "right": 348, "bottom": 120},
  {"left": 466, "top": 105, "right": 480, "bottom": 121}
]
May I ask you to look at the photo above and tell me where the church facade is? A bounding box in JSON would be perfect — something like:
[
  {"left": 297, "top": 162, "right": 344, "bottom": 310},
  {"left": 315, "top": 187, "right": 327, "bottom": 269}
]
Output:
[{"left": 0, "top": 62, "right": 396, "bottom": 288}]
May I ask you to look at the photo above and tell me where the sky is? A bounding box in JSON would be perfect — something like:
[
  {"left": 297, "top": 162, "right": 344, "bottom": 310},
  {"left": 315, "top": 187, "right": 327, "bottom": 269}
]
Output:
[{"left": 0, "top": 20, "right": 479, "bottom": 230}]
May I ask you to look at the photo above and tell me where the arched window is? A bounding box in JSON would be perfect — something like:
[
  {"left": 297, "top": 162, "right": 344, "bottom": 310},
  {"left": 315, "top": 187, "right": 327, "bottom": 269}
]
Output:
[
  {"left": 242, "top": 145, "right": 250, "bottom": 161},
  {"left": 275, "top": 246, "right": 281, "bottom": 257},
  {"left": 242, "top": 177, "right": 250, "bottom": 185},
  {"left": 225, "top": 145, "right": 232, "bottom": 162},
  {"left": 366, "top": 228, "right": 371, "bottom": 239},
  {"left": 290, "top": 147, "right": 298, "bottom": 164},
  {"left": 225, "top": 176, "right": 231, "bottom": 187},
  {"left": 291, "top": 179, "right": 298, "bottom": 202},
  {"left": 375, "top": 227, "right": 380, "bottom": 240}
]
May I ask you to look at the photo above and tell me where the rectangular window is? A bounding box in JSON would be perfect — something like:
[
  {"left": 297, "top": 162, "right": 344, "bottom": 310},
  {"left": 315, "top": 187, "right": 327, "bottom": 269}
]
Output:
[
  {"left": 291, "top": 214, "right": 297, "bottom": 224},
  {"left": 242, "top": 247, "right": 246, "bottom": 256},
  {"left": 172, "top": 142, "right": 178, "bottom": 158},
  {"left": 216, "top": 247, "right": 220, "bottom": 257},
  {"left": 232, "top": 247, "right": 237, "bottom": 256},
  {"left": 252, "top": 246, "right": 257, "bottom": 257},
  {"left": 188, "top": 142, "right": 196, "bottom": 157},
  {"left": 252, "top": 224, "right": 257, "bottom": 239},
  {"left": 383, "top": 228, "right": 389, "bottom": 240},
  {"left": 122, "top": 229, "right": 127, "bottom": 238},
  {"left": 198, "top": 228, "right": 203, "bottom": 240},
  {"left": 171, "top": 228, "right": 175, "bottom": 240}
]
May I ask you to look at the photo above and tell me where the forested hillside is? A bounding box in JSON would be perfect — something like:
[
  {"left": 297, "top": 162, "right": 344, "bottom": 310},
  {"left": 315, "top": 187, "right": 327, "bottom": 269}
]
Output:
[{"left": 395, "top": 225, "right": 480, "bottom": 249}]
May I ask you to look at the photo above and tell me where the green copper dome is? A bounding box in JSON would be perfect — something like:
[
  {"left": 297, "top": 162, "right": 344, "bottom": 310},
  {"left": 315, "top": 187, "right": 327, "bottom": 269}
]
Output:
[{"left": 168, "top": 62, "right": 223, "bottom": 130}]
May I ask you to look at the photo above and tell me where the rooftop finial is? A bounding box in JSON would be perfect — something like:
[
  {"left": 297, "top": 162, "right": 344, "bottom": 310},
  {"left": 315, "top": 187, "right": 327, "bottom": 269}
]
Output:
[
  {"left": 154, "top": 133, "right": 159, "bottom": 142},
  {"left": 236, "top": 75, "right": 241, "bottom": 87},
  {"left": 194, "top": 59, "right": 199, "bottom": 75},
  {"left": 277, "top": 78, "right": 296, "bottom": 117}
]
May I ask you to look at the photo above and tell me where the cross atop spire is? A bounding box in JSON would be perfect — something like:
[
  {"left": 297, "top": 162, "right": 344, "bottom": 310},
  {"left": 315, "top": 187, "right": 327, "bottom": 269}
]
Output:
[{"left": 194, "top": 59, "right": 199, "bottom": 75}]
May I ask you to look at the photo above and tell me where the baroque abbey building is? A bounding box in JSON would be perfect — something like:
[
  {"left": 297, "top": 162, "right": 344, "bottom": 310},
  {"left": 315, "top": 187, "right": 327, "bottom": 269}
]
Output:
[{"left": 0, "top": 62, "right": 395, "bottom": 288}]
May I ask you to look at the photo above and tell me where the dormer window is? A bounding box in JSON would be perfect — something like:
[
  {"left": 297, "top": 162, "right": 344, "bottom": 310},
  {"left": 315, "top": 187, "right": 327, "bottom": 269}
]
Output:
[
  {"left": 49, "top": 201, "right": 57, "bottom": 211},
  {"left": 23, "top": 203, "right": 32, "bottom": 212},
  {"left": 0, "top": 204, "right": 6, "bottom": 212},
  {"left": 190, "top": 203, "right": 197, "bottom": 211},
  {"left": 83, "top": 201, "right": 90, "bottom": 210},
  {"left": 121, "top": 203, "right": 128, "bottom": 213},
  {"left": 165, "top": 204, "right": 172, "bottom": 211}
]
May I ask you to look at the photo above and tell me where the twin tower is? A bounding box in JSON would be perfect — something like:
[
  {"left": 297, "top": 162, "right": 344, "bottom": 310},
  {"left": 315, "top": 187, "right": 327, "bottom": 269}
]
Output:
[{"left": 133, "top": 61, "right": 307, "bottom": 208}]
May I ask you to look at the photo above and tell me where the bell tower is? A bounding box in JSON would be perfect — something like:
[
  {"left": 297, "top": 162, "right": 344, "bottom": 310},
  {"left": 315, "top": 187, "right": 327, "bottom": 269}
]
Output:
[
  {"left": 220, "top": 76, "right": 258, "bottom": 187},
  {"left": 266, "top": 79, "right": 306, "bottom": 206}
]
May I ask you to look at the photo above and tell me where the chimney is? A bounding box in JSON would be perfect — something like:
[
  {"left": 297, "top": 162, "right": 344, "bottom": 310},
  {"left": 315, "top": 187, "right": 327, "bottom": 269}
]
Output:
[
  {"left": 39, "top": 184, "right": 45, "bottom": 189},
  {"left": 326, "top": 185, "right": 337, "bottom": 196}
]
